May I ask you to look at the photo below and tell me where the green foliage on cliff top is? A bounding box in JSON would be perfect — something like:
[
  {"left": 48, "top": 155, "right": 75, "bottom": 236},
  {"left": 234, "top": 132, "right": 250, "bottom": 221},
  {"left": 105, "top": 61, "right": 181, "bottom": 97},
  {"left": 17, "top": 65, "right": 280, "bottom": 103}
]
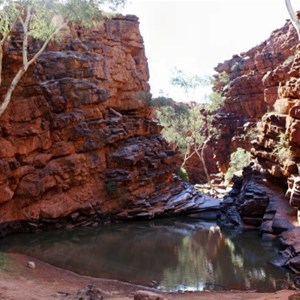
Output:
[
  {"left": 0, "top": 0, "right": 126, "bottom": 117},
  {"left": 206, "top": 92, "right": 225, "bottom": 113}
]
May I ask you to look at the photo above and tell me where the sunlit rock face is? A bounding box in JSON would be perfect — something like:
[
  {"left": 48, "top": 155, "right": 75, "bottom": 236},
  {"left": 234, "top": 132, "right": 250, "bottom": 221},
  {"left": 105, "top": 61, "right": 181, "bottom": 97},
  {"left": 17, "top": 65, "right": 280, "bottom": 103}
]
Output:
[
  {"left": 217, "top": 20, "right": 300, "bottom": 238},
  {"left": 209, "top": 21, "right": 298, "bottom": 175},
  {"left": 0, "top": 15, "right": 217, "bottom": 231},
  {"left": 253, "top": 44, "right": 300, "bottom": 207}
]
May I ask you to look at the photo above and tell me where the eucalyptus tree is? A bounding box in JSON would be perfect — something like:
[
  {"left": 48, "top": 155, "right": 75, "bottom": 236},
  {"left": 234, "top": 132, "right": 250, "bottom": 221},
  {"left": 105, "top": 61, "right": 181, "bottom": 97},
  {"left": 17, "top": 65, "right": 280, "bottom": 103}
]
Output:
[
  {"left": 168, "top": 69, "right": 213, "bottom": 185},
  {"left": 0, "top": 0, "right": 126, "bottom": 117},
  {"left": 170, "top": 67, "right": 210, "bottom": 101}
]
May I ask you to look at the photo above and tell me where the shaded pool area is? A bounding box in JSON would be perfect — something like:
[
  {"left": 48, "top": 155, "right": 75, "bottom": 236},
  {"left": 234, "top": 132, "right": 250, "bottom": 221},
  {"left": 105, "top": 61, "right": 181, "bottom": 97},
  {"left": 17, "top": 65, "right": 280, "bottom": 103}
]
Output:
[{"left": 0, "top": 218, "right": 292, "bottom": 292}]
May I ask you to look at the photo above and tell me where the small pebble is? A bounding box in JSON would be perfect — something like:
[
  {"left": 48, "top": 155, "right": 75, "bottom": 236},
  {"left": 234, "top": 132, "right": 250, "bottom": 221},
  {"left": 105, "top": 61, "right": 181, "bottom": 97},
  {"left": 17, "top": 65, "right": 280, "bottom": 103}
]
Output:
[
  {"left": 27, "top": 261, "right": 36, "bottom": 269},
  {"left": 55, "top": 291, "right": 70, "bottom": 298}
]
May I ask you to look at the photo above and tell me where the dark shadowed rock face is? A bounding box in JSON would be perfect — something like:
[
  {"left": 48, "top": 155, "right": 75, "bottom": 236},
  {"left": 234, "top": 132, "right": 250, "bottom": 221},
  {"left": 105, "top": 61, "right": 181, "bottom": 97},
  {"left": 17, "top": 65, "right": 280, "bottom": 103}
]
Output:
[
  {"left": 219, "top": 163, "right": 270, "bottom": 227},
  {"left": 0, "top": 15, "right": 220, "bottom": 232}
]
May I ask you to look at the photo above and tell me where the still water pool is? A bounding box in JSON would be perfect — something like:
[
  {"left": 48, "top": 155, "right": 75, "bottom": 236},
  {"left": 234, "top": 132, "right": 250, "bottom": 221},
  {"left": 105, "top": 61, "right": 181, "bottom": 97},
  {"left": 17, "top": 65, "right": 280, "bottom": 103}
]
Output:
[{"left": 0, "top": 218, "right": 292, "bottom": 292}]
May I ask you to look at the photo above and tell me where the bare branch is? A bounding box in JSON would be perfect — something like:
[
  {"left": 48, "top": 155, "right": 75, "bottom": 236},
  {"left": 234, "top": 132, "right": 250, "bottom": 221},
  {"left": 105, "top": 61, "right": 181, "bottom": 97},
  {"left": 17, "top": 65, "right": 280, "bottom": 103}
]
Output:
[
  {"left": 285, "top": 0, "right": 300, "bottom": 40},
  {"left": 0, "top": 22, "right": 67, "bottom": 117},
  {"left": 0, "top": 66, "right": 27, "bottom": 116},
  {"left": 181, "top": 148, "right": 196, "bottom": 168},
  {"left": 0, "top": 13, "right": 20, "bottom": 86},
  {"left": 0, "top": 31, "right": 9, "bottom": 46},
  {"left": 21, "top": 5, "right": 32, "bottom": 66},
  {"left": 28, "top": 22, "right": 67, "bottom": 66},
  {"left": 195, "top": 138, "right": 212, "bottom": 188}
]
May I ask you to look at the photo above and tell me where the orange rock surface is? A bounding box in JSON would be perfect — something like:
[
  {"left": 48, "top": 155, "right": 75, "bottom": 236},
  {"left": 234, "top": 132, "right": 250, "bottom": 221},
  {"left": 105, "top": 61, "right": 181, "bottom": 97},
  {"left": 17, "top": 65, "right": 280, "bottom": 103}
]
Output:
[{"left": 0, "top": 16, "right": 189, "bottom": 231}]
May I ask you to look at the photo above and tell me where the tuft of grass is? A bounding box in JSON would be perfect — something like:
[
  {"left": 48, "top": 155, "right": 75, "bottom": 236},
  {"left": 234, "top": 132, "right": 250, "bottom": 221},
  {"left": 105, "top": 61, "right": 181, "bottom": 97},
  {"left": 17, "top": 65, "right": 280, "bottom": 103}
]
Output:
[{"left": 175, "top": 167, "right": 189, "bottom": 182}]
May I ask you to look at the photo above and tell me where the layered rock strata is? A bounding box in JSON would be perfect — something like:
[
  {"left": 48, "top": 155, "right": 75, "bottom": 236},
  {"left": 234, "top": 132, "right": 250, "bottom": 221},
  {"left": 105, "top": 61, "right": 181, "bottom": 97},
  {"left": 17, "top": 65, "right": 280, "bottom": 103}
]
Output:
[
  {"left": 210, "top": 21, "right": 297, "bottom": 175},
  {"left": 252, "top": 44, "right": 300, "bottom": 204},
  {"left": 219, "top": 163, "right": 298, "bottom": 274},
  {"left": 219, "top": 163, "right": 270, "bottom": 227},
  {"left": 215, "top": 18, "right": 300, "bottom": 275},
  {"left": 0, "top": 15, "right": 219, "bottom": 234}
]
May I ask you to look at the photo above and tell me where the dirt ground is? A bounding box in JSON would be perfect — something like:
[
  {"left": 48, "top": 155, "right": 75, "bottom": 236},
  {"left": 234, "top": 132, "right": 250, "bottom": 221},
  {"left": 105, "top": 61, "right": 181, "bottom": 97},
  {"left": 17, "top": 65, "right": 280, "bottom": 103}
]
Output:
[{"left": 0, "top": 253, "right": 298, "bottom": 300}]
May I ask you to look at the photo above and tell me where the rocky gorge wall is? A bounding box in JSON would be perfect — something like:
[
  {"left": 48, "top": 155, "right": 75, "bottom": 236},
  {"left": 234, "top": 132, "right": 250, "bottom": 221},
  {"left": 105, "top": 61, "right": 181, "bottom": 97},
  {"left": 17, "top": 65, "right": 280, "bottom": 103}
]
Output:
[
  {"left": 253, "top": 43, "right": 300, "bottom": 204},
  {"left": 0, "top": 15, "right": 220, "bottom": 233},
  {"left": 214, "top": 18, "right": 300, "bottom": 274},
  {"left": 209, "top": 20, "right": 298, "bottom": 175}
]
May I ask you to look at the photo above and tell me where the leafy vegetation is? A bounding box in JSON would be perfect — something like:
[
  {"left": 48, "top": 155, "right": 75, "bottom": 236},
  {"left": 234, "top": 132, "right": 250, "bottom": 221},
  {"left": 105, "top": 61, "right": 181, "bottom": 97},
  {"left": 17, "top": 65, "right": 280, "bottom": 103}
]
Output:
[
  {"left": 225, "top": 148, "right": 251, "bottom": 182},
  {"left": 206, "top": 92, "right": 225, "bottom": 113},
  {"left": 282, "top": 54, "right": 295, "bottom": 67},
  {"left": 175, "top": 167, "right": 189, "bottom": 182},
  {"left": 0, "top": 0, "right": 126, "bottom": 117},
  {"left": 273, "top": 132, "right": 290, "bottom": 164},
  {"left": 218, "top": 70, "right": 230, "bottom": 85},
  {"left": 170, "top": 68, "right": 210, "bottom": 100},
  {"left": 150, "top": 69, "right": 226, "bottom": 185},
  {"left": 156, "top": 103, "right": 204, "bottom": 155},
  {"left": 154, "top": 99, "right": 221, "bottom": 185},
  {"left": 0, "top": 252, "right": 9, "bottom": 272}
]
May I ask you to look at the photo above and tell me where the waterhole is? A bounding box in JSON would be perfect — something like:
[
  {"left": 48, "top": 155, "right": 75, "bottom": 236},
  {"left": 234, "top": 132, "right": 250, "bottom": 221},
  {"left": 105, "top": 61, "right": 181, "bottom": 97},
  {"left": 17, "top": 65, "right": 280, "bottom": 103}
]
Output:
[{"left": 0, "top": 217, "right": 292, "bottom": 292}]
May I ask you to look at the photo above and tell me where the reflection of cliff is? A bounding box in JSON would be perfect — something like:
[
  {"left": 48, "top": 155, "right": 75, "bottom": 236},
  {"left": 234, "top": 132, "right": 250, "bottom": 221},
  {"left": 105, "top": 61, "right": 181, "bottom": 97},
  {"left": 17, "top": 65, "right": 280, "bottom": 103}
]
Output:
[
  {"left": 0, "top": 222, "right": 180, "bottom": 285},
  {"left": 0, "top": 219, "right": 290, "bottom": 291},
  {"left": 160, "top": 227, "right": 290, "bottom": 292}
]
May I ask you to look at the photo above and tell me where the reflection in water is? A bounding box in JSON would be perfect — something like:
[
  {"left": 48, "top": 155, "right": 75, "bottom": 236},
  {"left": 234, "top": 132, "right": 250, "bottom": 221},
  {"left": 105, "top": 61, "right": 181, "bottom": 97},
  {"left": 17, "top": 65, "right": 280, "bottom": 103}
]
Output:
[{"left": 0, "top": 218, "right": 292, "bottom": 292}]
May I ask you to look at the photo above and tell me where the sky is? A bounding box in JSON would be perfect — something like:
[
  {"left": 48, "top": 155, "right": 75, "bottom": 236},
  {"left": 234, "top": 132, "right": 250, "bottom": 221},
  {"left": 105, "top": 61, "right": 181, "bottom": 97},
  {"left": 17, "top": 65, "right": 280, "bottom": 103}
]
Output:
[{"left": 122, "top": 0, "right": 300, "bottom": 102}]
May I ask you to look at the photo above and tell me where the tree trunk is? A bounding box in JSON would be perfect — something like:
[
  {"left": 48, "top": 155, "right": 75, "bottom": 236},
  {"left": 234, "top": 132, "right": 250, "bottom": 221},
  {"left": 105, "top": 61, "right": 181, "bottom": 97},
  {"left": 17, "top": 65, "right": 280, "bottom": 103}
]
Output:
[
  {"left": 0, "top": 22, "right": 67, "bottom": 117},
  {"left": 0, "top": 66, "right": 27, "bottom": 116},
  {"left": 285, "top": 0, "right": 300, "bottom": 39},
  {"left": 195, "top": 139, "right": 212, "bottom": 187}
]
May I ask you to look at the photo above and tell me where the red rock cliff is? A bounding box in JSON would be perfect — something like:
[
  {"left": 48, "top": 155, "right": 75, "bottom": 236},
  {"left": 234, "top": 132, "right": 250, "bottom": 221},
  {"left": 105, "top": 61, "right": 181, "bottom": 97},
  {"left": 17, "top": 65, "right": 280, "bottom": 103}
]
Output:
[
  {"left": 0, "top": 15, "right": 219, "bottom": 233},
  {"left": 210, "top": 20, "right": 298, "bottom": 175},
  {"left": 212, "top": 18, "right": 300, "bottom": 216}
]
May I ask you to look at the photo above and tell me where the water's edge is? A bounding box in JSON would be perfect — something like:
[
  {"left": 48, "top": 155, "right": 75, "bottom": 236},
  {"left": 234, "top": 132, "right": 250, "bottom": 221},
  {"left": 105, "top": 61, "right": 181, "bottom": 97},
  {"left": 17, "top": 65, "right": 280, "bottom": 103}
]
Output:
[{"left": 0, "top": 217, "right": 293, "bottom": 292}]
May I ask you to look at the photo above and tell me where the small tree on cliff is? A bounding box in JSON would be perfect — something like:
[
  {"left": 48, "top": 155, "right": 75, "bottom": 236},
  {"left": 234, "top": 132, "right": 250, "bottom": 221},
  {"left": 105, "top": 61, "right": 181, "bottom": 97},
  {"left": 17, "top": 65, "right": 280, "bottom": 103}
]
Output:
[
  {"left": 156, "top": 101, "right": 217, "bottom": 186},
  {"left": 0, "top": 0, "right": 126, "bottom": 117},
  {"left": 168, "top": 69, "right": 215, "bottom": 186}
]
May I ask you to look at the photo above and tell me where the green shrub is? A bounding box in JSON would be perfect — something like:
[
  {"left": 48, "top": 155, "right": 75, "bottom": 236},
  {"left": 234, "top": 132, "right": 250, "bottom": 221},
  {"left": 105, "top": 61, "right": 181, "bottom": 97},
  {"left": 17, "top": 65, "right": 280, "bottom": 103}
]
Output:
[
  {"left": 273, "top": 132, "right": 290, "bottom": 164},
  {"left": 245, "top": 127, "right": 259, "bottom": 141},
  {"left": 283, "top": 55, "right": 295, "bottom": 67},
  {"left": 206, "top": 92, "right": 225, "bottom": 112},
  {"left": 225, "top": 148, "right": 251, "bottom": 182},
  {"left": 219, "top": 71, "right": 230, "bottom": 85},
  {"left": 0, "top": 253, "right": 8, "bottom": 272},
  {"left": 175, "top": 167, "right": 189, "bottom": 182}
]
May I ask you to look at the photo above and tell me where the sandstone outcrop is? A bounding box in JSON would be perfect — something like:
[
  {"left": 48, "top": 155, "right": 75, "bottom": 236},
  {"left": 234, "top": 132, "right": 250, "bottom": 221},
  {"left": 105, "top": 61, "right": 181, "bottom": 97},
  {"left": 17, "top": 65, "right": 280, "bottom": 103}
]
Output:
[
  {"left": 207, "top": 21, "right": 298, "bottom": 176},
  {"left": 0, "top": 15, "right": 219, "bottom": 234},
  {"left": 218, "top": 161, "right": 298, "bottom": 275},
  {"left": 252, "top": 43, "right": 300, "bottom": 204},
  {"left": 219, "top": 163, "right": 270, "bottom": 227}
]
